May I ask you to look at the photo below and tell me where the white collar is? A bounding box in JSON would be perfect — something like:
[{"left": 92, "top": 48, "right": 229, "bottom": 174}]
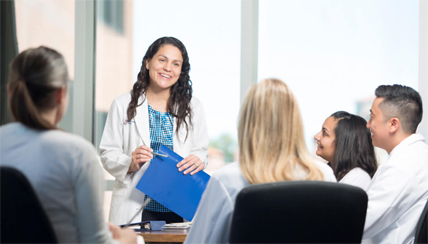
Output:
[{"left": 389, "top": 134, "right": 425, "bottom": 157}]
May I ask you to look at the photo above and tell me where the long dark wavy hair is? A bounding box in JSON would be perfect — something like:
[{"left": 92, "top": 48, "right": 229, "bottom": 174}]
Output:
[
  {"left": 330, "top": 111, "right": 378, "bottom": 181},
  {"left": 127, "top": 37, "right": 193, "bottom": 139}
]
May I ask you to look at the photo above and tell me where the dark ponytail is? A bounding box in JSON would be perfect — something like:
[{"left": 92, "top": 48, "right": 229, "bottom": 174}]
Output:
[{"left": 8, "top": 46, "right": 69, "bottom": 130}]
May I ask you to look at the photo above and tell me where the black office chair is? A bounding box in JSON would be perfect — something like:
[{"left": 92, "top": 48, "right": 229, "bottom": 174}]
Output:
[
  {"left": 0, "top": 167, "right": 58, "bottom": 243},
  {"left": 415, "top": 199, "right": 428, "bottom": 244},
  {"left": 229, "top": 181, "right": 368, "bottom": 243}
]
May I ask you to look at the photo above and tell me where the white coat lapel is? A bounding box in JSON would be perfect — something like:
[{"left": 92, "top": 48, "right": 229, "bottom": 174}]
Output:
[
  {"left": 126, "top": 95, "right": 150, "bottom": 212},
  {"left": 173, "top": 115, "right": 190, "bottom": 156},
  {"left": 134, "top": 95, "right": 150, "bottom": 147}
]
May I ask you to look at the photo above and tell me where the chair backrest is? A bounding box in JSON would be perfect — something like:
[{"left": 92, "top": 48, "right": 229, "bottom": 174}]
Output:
[
  {"left": 415, "top": 199, "right": 428, "bottom": 244},
  {"left": 0, "top": 166, "right": 58, "bottom": 243},
  {"left": 229, "top": 181, "right": 368, "bottom": 243}
]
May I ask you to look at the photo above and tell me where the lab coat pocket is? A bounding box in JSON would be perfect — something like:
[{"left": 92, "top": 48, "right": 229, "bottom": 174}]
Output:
[{"left": 109, "top": 189, "right": 126, "bottom": 224}]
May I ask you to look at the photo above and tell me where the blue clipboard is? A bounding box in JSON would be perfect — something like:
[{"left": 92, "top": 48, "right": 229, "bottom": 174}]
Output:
[{"left": 136, "top": 145, "right": 210, "bottom": 221}]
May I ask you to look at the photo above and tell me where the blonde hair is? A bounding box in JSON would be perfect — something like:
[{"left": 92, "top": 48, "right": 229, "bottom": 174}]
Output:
[{"left": 238, "top": 78, "right": 324, "bottom": 184}]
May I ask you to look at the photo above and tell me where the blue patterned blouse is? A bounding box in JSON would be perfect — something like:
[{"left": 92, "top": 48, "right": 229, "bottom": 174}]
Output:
[{"left": 144, "top": 104, "right": 174, "bottom": 212}]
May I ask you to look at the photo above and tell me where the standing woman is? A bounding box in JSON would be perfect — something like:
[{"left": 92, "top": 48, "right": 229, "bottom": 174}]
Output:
[
  {"left": 100, "top": 37, "right": 208, "bottom": 225},
  {"left": 184, "top": 78, "right": 336, "bottom": 244},
  {"left": 0, "top": 46, "right": 138, "bottom": 244},
  {"left": 314, "top": 111, "right": 378, "bottom": 191}
]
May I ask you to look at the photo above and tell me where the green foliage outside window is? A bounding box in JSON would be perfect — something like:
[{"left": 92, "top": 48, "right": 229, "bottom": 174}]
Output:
[{"left": 209, "top": 133, "right": 237, "bottom": 163}]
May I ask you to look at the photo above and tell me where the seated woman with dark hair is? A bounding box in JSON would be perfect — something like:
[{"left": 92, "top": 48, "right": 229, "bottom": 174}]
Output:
[
  {"left": 0, "top": 46, "right": 140, "bottom": 244},
  {"left": 314, "top": 111, "right": 378, "bottom": 191}
]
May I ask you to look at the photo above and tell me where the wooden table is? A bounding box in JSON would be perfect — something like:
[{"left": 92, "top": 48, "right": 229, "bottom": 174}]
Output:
[{"left": 139, "top": 230, "right": 187, "bottom": 243}]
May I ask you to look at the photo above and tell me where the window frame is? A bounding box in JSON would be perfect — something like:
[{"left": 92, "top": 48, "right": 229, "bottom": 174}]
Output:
[{"left": 72, "top": 0, "right": 428, "bottom": 144}]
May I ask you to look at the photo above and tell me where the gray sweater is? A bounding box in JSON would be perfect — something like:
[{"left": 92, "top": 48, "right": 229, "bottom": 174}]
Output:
[{"left": 0, "top": 122, "right": 117, "bottom": 243}]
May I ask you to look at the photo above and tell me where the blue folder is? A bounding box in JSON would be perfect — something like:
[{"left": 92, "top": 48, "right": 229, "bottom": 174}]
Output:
[{"left": 136, "top": 145, "right": 210, "bottom": 221}]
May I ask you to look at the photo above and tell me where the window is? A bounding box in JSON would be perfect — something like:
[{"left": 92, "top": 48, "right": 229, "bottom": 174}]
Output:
[
  {"left": 98, "top": 0, "right": 125, "bottom": 34},
  {"left": 258, "top": 0, "right": 419, "bottom": 164},
  {"left": 94, "top": 0, "right": 133, "bottom": 150},
  {"left": 95, "top": 0, "right": 241, "bottom": 174},
  {"left": 14, "top": 0, "right": 76, "bottom": 132}
]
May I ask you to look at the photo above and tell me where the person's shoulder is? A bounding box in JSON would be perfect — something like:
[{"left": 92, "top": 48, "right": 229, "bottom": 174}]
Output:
[
  {"left": 190, "top": 96, "right": 204, "bottom": 109},
  {"left": 408, "top": 134, "right": 428, "bottom": 153},
  {"left": 212, "top": 162, "right": 241, "bottom": 178},
  {"left": 108, "top": 92, "right": 135, "bottom": 114},
  {"left": 42, "top": 130, "right": 93, "bottom": 147},
  {"left": 205, "top": 162, "right": 249, "bottom": 203},
  {"left": 314, "top": 160, "right": 330, "bottom": 172},
  {"left": 0, "top": 122, "right": 18, "bottom": 135},
  {"left": 41, "top": 130, "right": 96, "bottom": 156},
  {"left": 391, "top": 134, "right": 427, "bottom": 156},
  {"left": 388, "top": 134, "right": 428, "bottom": 170},
  {"left": 0, "top": 123, "right": 24, "bottom": 144},
  {"left": 314, "top": 161, "right": 336, "bottom": 182},
  {"left": 211, "top": 162, "right": 249, "bottom": 190},
  {"left": 191, "top": 96, "right": 201, "bottom": 102},
  {"left": 347, "top": 167, "right": 371, "bottom": 178},
  {"left": 113, "top": 92, "right": 132, "bottom": 105},
  {"left": 340, "top": 167, "right": 371, "bottom": 189}
]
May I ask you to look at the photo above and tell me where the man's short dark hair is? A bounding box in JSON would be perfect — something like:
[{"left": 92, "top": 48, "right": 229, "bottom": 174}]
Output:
[{"left": 375, "top": 84, "right": 423, "bottom": 133}]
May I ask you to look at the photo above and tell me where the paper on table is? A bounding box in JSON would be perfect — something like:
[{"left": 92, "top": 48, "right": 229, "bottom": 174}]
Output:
[{"left": 136, "top": 145, "right": 210, "bottom": 221}]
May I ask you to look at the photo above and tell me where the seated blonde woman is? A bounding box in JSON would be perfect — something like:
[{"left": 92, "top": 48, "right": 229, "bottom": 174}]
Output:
[{"left": 184, "top": 78, "right": 336, "bottom": 244}]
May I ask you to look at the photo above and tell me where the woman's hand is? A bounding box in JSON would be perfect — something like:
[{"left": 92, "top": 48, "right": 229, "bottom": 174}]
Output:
[
  {"left": 128, "top": 145, "right": 153, "bottom": 173},
  {"left": 109, "top": 223, "right": 139, "bottom": 244},
  {"left": 176, "top": 155, "right": 204, "bottom": 175}
]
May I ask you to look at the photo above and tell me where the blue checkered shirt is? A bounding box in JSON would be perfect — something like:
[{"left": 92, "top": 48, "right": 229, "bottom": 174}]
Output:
[{"left": 144, "top": 104, "right": 174, "bottom": 212}]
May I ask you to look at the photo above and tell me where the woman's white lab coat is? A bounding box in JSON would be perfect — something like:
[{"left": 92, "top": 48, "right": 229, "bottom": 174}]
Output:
[{"left": 99, "top": 92, "right": 209, "bottom": 225}]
